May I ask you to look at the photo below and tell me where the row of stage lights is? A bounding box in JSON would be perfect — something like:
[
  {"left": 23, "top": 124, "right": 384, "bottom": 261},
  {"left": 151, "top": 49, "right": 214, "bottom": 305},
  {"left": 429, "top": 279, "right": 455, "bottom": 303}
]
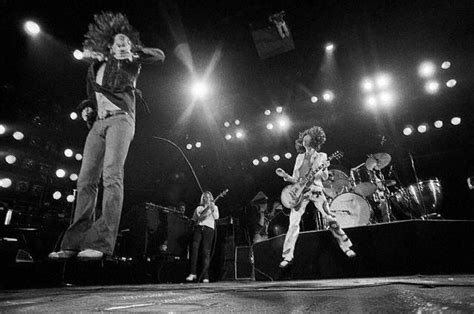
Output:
[
  {"left": 252, "top": 153, "right": 293, "bottom": 166},
  {"left": 402, "top": 117, "right": 462, "bottom": 136},
  {"left": 0, "top": 177, "right": 75, "bottom": 203}
]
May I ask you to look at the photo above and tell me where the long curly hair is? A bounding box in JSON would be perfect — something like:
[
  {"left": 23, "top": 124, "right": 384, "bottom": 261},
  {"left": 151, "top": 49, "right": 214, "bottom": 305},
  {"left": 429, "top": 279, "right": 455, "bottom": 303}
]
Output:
[
  {"left": 295, "top": 126, "right": 326, "bottom": 153},
  {"left": 83, "top": 12, "right": 142, "bottom": 55}
]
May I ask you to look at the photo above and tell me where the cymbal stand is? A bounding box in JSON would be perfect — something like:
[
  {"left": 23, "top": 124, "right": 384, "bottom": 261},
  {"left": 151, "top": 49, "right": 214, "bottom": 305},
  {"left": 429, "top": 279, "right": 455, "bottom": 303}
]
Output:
[{"left": 408, "top": 153, "right": 427, "bottom": 218}]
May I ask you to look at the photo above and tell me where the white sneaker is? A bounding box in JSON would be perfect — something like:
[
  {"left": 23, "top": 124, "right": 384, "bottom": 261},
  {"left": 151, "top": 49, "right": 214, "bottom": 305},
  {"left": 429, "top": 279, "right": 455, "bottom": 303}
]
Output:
[
  {"left": 279, "top": 259, "right": 293, "bottom": 268},
  {"left": 202, "top": 279, "right": 209, "bottom": 283},
  {"left": 77, "top": 249, "right": 104, "bottom": 260},
  {"left": 186, "top": 274, "right": 197, "bottom": 281}
]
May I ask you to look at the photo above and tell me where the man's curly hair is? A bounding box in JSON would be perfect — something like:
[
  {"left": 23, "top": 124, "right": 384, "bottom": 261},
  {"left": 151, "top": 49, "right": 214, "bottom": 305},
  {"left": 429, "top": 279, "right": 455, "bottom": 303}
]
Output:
[
  {"left": 83, "top": 12, "right": 142, "bottom": 55},
  {"left": 295, "top": 126, "right": 326, "bottom": 153}
]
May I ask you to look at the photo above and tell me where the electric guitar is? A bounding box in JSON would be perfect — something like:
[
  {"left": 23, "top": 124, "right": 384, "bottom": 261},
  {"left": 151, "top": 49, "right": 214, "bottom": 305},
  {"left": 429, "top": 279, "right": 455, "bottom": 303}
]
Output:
[
  {"left": 196, "top": 189, "right": 229, "bottom": 223},
  {"left": 276, "top": 151, "right": 343, "bottom": 210}
]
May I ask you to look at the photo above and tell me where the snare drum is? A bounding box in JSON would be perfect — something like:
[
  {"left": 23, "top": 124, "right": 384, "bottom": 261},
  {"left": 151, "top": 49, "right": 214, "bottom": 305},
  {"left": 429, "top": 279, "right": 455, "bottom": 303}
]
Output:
[
  {"left": 350, "top": 167, "right": 377, "bottom": 196},
  {"left": 329, "top": 192, "right": 373, "bottom": 228}
]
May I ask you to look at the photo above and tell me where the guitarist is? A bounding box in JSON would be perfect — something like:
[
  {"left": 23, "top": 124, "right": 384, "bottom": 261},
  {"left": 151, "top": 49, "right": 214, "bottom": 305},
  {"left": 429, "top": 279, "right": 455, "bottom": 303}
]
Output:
[
  {"left": 276, "top": 126, "right": 356, "bottom": 268},
  {"left": 186, "top": 191, "right": 219, "bottom": 283}
]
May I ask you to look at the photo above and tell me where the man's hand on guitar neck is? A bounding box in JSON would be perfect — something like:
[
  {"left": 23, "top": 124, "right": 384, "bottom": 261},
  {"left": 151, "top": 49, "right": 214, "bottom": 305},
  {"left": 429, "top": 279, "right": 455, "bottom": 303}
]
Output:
[{"left": 82, "top": 107, "right": 94, "bottom": 121}]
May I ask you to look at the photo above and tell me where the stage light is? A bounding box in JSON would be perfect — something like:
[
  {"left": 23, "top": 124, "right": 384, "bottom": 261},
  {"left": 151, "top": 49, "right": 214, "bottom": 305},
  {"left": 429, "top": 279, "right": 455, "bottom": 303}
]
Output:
[
  {"left": 276, "top": 106, "right": 283, "bottom": 113},
  {"left": 375, "top": 73, "right": 391, "bottom": 89},
  {"left": 425, "top": 80, "right": 440, "bottom": 94},
  {"left": 379, "top": 91, "right": 394, "bottom": 106},
  {"left": 75, "top": 153, "right": 82, "bottom": 161},
  {"left": 285, "top": 152, "right": 292, "bottom": 159},
  {"left": 224, "top": 121, "right": 230, "bottom": 128},
  {"left": 0, "top": 124, "right": 6, "bottom": 135},
  {"left": 235, "top": 130, "right": 244, "bottom": 139},
  {"left": 225, "top": 134, "right": 232, "bottom": 140},
  {"left": 361, "top": 78, "right": 374, "bottom": 92},
  {"left": 441, "top": 61, "right": 451, "bottom": 70},
  {"left": 56, "top": 169, "right": 66, "bottom": 178},
  {"left": 417, "top": 124, "right": 428, "bottom": 133},
  {"left": 403, "top": 127, "right": 413, "bottom": 136},
  {"left": 195, "top": 142, "right": 201, "bottom": 148},
  {"left": 24, "top": 21, "right": 40, "bottom": 36},
  {"left": 64, "top": 149, "right": 73, "bottom": 158},
  {"left": 322, "top": 90, "right": 334, "bottom": 102},
  {"left": 0, "top": 178, "right": 12, "bottom": 188},
  {"left": 73, "top": 50, "right": 83, "bottom": 60},
  {"left": 252, "top": 159, "right": 259, "bottom": 166},
  {"left": 69, "top": 173, "right": 78, "bottom": 181},
  {"left": 5, "top": 155, "right": 16, "bottom": 164},
  {"left": 451, "top": 117, "right": 461, "bottom": 126},
  {"left": 53, "top": 191, "right": 62, "bottom": 200},
  {"left": 277, "top": 117, "right": 290, "bottom": 130},
  {"left": 234, "top": 119, "right": 240, "bottom": 126},
  {"left": 365, "top": 95, "right": 378, "bottom": 109},
  {"left": 191, "top": 81, "right": 209, "bottom": 98},
  {"left": 310, "top": 96, "right": 318, "bottom": 103},
  {"left": 264, "top": 110, "right": 271, "bottom": 116},
  {"left": 446, "top": 79, "right": 457, "bottom": 88},
  {"left": 67, "top": 195, "right": 75, "bottom": 203},
  {"left": 186, "top": 144, "right": 192, "bottom": 150},
  {"left": 261, "top": 156, "right": 269, "bottom": 163},
  {"left": 418, "top": 61, "right": 436, "bottom": 78},
  {"left": 266, "top": 123, "right": 274, "bottom": 130},
  {"left": 434, "top": 120, "right": 443, "bottom": 128},
  {"left": 70, "top": 112, "right": 78, "bottom": 120},
  {"left": 13, "top": 131, "right": 24, "bottom": 140},
  {"left": 325, "top": 42, "right": 335, "bottom": 52},
  {"left": 273, "top": 155, "right": 280, "bottom": 161}
]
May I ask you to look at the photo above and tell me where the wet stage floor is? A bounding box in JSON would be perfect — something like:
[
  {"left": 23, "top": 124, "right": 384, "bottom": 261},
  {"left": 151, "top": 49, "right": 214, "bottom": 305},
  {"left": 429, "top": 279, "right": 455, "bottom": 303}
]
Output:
[{"left": 1, "top": 275, "right": 473, "bottom": 312}]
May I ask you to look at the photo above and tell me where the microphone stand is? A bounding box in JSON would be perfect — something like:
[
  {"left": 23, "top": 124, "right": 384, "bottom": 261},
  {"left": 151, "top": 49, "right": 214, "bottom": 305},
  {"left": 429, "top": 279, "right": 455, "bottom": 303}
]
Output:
[{"left": 408, "top": 152, "right": 428, "bottom": 219}]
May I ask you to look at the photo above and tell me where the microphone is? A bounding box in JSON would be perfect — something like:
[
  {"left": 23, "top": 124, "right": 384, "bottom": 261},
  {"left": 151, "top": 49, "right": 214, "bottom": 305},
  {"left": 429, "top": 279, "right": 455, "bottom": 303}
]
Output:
[{"left": 380, "top": 135, "right": 387, "bottom": 146}]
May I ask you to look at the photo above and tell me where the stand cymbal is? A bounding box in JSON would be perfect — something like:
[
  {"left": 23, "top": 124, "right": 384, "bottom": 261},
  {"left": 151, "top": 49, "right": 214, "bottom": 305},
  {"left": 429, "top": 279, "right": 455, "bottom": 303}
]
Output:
[{"left": 366, "top": 153, "right": 392, "bottom": 170}]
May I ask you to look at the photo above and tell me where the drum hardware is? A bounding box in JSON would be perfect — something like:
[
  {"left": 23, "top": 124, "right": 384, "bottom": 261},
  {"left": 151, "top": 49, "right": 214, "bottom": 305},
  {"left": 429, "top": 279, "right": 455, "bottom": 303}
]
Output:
[
  {"left": 365, "top": 153, "right": 392, "bottom": 171},
  {"left": 322, "top": 169, "right": 352, "bottom": 199},
  {"left": 350, "top": 163, "right": 377, "bottom": 196},
  {"left": 328, "top": 192, "right": 373, "bottom": 228}
]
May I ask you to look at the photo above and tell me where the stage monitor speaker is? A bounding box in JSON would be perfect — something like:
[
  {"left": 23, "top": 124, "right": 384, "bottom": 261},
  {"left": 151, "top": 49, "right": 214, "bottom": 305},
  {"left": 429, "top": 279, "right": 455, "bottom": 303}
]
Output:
[{"left": 235, "top": 246, "right": 254, "bottom": 280}]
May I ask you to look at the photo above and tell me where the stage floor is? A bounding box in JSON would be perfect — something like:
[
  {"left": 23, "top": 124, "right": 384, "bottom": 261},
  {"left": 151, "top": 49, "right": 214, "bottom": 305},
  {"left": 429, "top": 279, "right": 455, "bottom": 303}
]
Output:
[{"left": 1, "top": 275, "right": 473, "bottom": 312}]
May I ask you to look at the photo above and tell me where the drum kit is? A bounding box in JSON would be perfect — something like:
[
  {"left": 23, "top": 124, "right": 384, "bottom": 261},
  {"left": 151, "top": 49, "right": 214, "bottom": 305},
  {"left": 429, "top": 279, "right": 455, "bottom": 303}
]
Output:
[{"left": 324, "top": 153, "right": 443, "bottom": 228}]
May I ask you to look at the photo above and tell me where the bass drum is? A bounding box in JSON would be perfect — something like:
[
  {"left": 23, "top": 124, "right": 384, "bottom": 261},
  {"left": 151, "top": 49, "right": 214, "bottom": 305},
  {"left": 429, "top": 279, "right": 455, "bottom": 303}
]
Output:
[{"left": 329, "top": 192, "right": 372, "bottom": 228}]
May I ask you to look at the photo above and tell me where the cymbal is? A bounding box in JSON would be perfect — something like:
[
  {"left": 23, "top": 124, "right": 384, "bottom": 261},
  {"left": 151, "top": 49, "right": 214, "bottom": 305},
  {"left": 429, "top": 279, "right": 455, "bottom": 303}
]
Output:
[{"left": 366, "top": 153, "right": 392, "bottom": 170}]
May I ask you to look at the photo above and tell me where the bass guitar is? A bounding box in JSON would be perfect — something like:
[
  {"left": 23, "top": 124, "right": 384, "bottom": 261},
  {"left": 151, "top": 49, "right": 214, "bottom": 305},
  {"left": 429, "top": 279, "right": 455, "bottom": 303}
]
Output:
[
  {"left": 276, "top": 151, "right": 343, "bottom": 210},
  {"left": 197, "top": 189, "right": 229, "bottom": 222}
]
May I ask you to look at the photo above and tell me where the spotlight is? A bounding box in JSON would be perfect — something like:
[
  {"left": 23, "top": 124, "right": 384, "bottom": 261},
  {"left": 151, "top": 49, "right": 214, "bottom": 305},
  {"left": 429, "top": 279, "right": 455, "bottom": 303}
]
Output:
[
  {"left": 234, "top": 119, "right": 240, "bottom": 126},
  {"left": 418, "top": 61, "right": 436, "bottom": 78},
  {"left": 13, "top": 131, "right": 24, "bottom": 140},
  {"left": 365, "top": 95, "right": 378, "bottom": 109},
  {"left": 403, "top": 127, "right": 413, "bottom": 136},
  {"left": 195, "top": 142, "right": 201, "bottom": 148},
  {"left": 361, "top": 78, "right": 374, "bottom": 92},
  {"left": 325, "top": 43, "right": 335, "bottom": 52},
  {"left": 191, "top": 81, "right": 209, "bottom": 98},
  {"left": 0, "top": 124, "right": 6, "bottom": 135},
  {"left": 322, "top": 90, "right": 334, "bottom": 102},
  {"left": 56, "top": 169, "right": 66, "bottom": 178},
  {"left": 252, "top": 159, "right": 259, "bottom": 166},
  {"left": 441, "top": 61, "right": 451, "bottom": 70},
  {"left": 264, "top": 110, "right": 271, "bottom": 116},
  {"left": 273, "top": 155, "right": 280, "bottom": 161},
  {"left": 451, "top": 117, "right": 461, "bottom": 126},
  {"left": 75, "top": 153, "right": 82, "bottom": 161},
  {"left": 70, "top": 112, "right": 78, "bottom": 120},
  {"left": 186, "top": 144, "right": 192, "bottom": 150},
  {"left": 224, "top": 121, "right": 230, "bottom": 128},
  {"left": 285, "top": 152, "right": 292, "bottom": 159},
  {"left": 310, "top": 96, "right": 318, "bottom": 103},
  {"left": 266, "top": 123, "right": 274, "bottom": 130},
  {"left": 446, "top": 79, "right": 456, "bottom": 88},
  {"left": 24, "top": 21, "right": 40, "bottom": 36},
  {"left": 261, "top": 156, "right": 269, "bottom": 163},
  {"left": 417, "top": 124, "right": 428, "bottom": 133},
  {"left": 5, "top": 155, "right": 16, "bottom": 164},
  {"left": 276, "top": 106, "right": 283, "bottom": 113},
  {"left": 425, "top": 80, "right": 440, "bottom": 94},
  {"left": 66, "top": 195, "right": 75, "bottom": 203},
  {"left": 375, "top": 73, "right": 391, "bottom": 89},
  {"left": 434, "top": 120, "right": 443, "bottom": 128},
  {"left": 225, "top": 134, "right": 232, "bottom": 140},
  {"left": 235, "top": 130, "right": 244, "bottom": 139},
  {"left": 73, "top": 49, "right": 83, "bottom": 60},
  {"left": 64, "top": 149, "right": 73, "bottom": 158},
  {"left": 53, "top": 191, "right": 62, "bottom": 200},
  {"left": 0, "top": 178, "right": 12, "bottom": 188},
  {"left": 69, "top": 173, "right": 78, "bottom": 181},
  {"left": 379, "top": 91, "right": 394, "bottom": 106},
  {"left": 277, "top": 117, "right": 290, "bottom": 130}
]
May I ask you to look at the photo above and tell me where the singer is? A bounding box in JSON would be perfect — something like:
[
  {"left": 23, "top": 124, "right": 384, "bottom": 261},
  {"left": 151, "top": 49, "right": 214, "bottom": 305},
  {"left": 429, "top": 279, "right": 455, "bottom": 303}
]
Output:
[{"left": 49, "top": 12, "right": 164, "bottom": 261}]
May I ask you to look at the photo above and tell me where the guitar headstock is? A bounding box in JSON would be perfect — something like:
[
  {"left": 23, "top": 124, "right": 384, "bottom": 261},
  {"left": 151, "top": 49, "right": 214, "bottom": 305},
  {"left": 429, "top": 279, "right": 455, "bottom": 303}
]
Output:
[
  {"left": 215, "top": 189, "right": 229, "bottom": 201},
  {"left": 329, "top": 151, "right": 344, "bottom": 161}
]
